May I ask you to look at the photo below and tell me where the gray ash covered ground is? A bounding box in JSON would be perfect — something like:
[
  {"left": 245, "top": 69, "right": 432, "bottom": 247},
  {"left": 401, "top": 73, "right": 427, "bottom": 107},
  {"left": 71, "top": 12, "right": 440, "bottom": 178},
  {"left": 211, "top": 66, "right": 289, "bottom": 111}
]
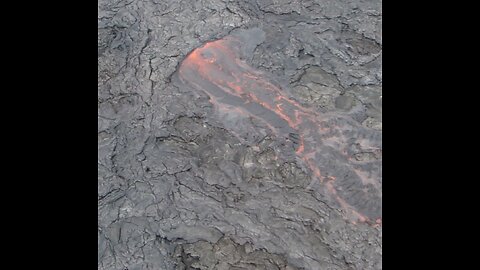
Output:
[{"left": 98, "top": 0, "right": 382, "bottom": 269}]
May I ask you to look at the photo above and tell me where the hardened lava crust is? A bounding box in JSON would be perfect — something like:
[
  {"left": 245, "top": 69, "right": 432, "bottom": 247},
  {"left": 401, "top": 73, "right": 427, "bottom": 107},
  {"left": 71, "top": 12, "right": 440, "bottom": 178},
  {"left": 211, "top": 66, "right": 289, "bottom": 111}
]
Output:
[{"left": 98, "top": 1, "right": 382, "bottom": 269}]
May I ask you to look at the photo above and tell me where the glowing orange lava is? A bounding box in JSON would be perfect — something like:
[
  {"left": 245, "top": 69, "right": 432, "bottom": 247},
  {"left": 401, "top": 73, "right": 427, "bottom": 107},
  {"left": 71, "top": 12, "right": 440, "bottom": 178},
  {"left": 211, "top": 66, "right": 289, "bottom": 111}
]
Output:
[{"left": 178, "top": 34, "right": 382, "bottom": 224}]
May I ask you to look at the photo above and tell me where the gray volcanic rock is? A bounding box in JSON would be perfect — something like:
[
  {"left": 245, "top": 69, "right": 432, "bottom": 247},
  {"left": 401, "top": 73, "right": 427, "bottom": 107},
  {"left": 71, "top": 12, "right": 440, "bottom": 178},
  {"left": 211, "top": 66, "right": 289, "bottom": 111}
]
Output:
[{"left": 98, "top": 0, "right": 382, "bottom": 269}]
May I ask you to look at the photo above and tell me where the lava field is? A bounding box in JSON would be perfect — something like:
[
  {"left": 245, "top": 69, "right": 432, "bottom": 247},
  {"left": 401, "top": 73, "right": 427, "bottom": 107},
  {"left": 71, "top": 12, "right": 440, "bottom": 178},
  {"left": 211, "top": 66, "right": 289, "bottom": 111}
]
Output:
[{"left": 98, "top": 1, "right": 382, "bottom": 269}]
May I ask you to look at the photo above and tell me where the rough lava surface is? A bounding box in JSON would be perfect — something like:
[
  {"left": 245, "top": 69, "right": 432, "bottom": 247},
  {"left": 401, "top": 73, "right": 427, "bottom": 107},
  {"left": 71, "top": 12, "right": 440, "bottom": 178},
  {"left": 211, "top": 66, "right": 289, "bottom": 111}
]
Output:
[{"left": 98, "top": 1, "right": 382, "bottom": 269}]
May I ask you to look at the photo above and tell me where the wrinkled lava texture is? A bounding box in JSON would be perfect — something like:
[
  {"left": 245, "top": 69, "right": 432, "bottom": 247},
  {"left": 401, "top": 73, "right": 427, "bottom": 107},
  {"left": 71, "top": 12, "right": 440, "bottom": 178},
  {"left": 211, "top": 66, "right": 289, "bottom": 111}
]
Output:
[{"left": 98, "top": 1, "right": 382, "bottom": 269}]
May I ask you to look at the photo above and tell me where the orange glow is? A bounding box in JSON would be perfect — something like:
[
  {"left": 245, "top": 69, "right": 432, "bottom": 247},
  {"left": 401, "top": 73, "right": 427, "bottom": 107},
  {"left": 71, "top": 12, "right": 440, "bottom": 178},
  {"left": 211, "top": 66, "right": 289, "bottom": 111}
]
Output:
[{"left": 178, "top": 36, "right": 381, "bottom": 225}]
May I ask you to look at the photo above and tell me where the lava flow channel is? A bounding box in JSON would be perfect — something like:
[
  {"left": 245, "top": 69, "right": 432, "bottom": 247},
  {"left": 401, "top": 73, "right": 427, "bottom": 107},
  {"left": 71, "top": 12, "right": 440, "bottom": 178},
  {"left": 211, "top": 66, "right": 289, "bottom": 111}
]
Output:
[{"left": 177, "top": 30, "right": 382, "bottom": 224}]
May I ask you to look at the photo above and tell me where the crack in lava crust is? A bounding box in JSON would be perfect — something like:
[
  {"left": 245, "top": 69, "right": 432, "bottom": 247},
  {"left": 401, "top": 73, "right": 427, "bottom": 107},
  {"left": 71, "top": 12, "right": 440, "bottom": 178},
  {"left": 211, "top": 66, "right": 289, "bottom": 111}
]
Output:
[{"left": 176, "top": 30, "right": 382, "bottom": 225}]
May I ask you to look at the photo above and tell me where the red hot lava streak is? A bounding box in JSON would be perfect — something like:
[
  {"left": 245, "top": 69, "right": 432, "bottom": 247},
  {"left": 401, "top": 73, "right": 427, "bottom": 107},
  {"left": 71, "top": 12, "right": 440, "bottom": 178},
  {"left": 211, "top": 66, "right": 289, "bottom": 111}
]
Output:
[{"left": 178, "top": 30, "right": 382, "bottom": 224}]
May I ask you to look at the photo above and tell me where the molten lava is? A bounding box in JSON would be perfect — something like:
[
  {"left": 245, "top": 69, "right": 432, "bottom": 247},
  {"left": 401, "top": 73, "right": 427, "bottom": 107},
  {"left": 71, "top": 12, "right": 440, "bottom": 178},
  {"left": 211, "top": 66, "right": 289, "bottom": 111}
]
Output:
[{"left": 177, "top": 30, "right": 382, "bottom": 224}]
